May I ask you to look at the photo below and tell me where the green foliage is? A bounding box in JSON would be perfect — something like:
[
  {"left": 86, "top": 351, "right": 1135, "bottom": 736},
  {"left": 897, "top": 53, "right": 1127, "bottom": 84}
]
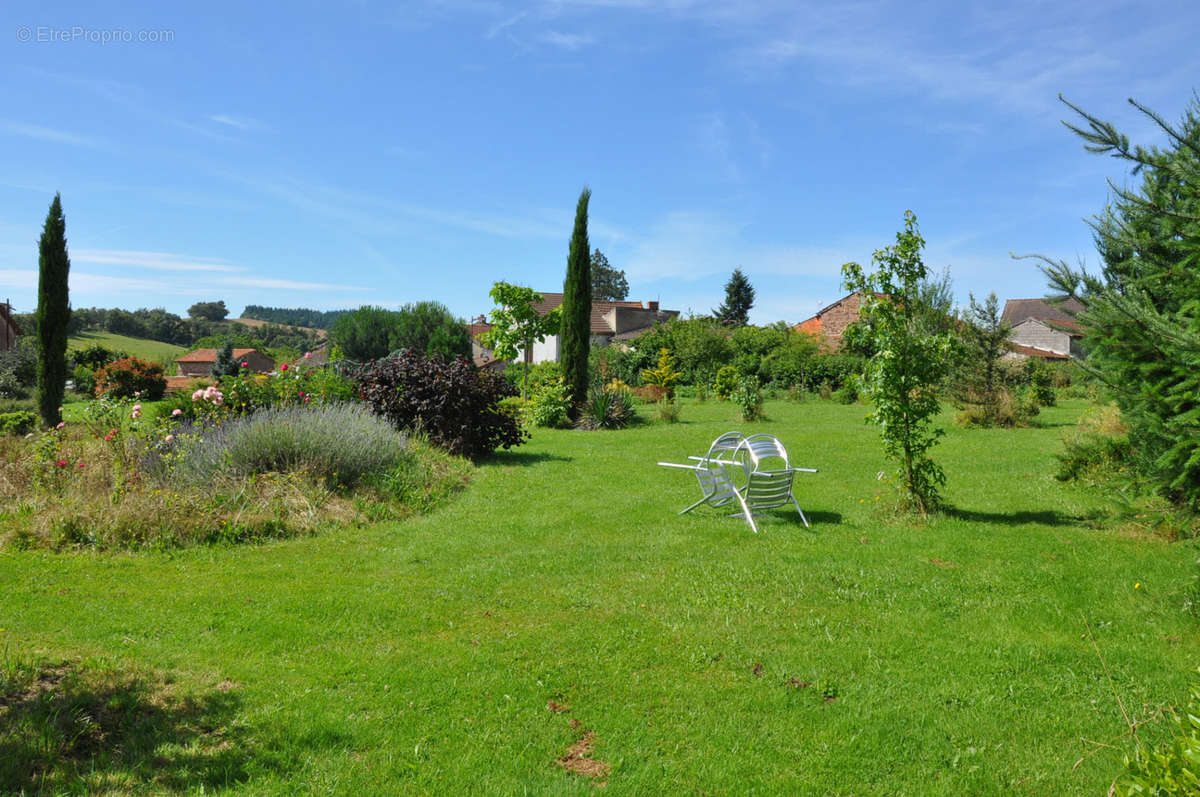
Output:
[
  {"left": 731, "top": 377, "right": 764, "bottom": 421},
  {"left": 589, "top": 345, "right": 640, "bottom": 387},
  {"left": 561, "top": 187, "right": 593, "bottom": 415},
  {"left": 590, "top": 248, "right": 629, "bottom": 301},
  {"left": 633, "top": 318, "right": 733, "bottom": 386},
  {"left": 657, "top": 397, "right": 681, "bottom": 423},
  {"left": 36, "top": 193, "right": 71, "bottom": 427},
  {"left": 0, "top": 337, "right": 37, "bottom": 398},
  {"left": 1054, "top": 403, "right": 1133, "bottom": 484},
  {"left": 954, "top": 292, "right": 1016, "bottom": 426},
  {"left": 759, "top": 329, "right": 822, "bottom": 387},
  {"left": 831, "top": 382, "right": 859, "bottom": 405},
  {"left": 212, "top": 341, "right": 240, "bottom": 378},
  {"left": 240, "top": 305, "right": 349, "bottom": 328},
  {"left": 393, "top": 300, "right": 471, "bottom": 361},
  {"left": 713, "top": 267, "right": 755, "bottom": 326},
  {"left": 93, "top": 357, "right": 167, "bottom": 401},
  {"left": 524, "top": 377, "right": 571, "bottom": 428},
  {"left": 71, "top": 364, "right": 96, "bottom": 395},
  {"left": 640, "top": 348, "right": 681, "bottom": 399},
  {"left": 1118, "top": 671, "right": 1200, "bottom": 796},
  {"left": 843, "top": 211, "right": 955, "bottom": 516},
  {"left": 330, "top": 306, "right": 405, "bottom": 362},
  {"left": 0, "top": 410, "right": 37, "bottom": 436},
  {"left": 1031, "top": 95, "right": 1200, "bottom": 510},
  {"left": 479, "top": 282, "right": 561, "bottom": 399},
  {"left": 70, "top": 343, "right": 125, "bottom": 371},
  {"left": 713, "top": 365, "right": 740, "bottom": 400},
  {"left": 187, "top": 300, "right": 228, "bottom": 321},
  {"left": 1025, "top": 358, "right": 1057, "bottom": 406},
  {"left": 730, "top": 322, "right": 789, "bottom": 381},
  {"left": 576, "top": 385, "right": 634, "bottom": 430},
  {"left": 504, "top": 359, "right": 561, "bottom": 395}
]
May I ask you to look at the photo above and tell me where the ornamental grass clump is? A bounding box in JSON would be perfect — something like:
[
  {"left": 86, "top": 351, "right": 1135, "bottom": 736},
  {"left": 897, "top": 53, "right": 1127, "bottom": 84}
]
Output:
[
  {"left": 175, "top": 403, "right": 407, "bottom": 488},
  {"left": 576, "top": 386, "right": 635, "bottom": 430}
]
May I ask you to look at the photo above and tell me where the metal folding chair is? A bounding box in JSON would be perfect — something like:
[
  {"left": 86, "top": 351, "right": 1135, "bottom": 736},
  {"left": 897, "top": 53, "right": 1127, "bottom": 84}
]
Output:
[{"left": 659, "top": 431, "right": 817, "bottom": 532}]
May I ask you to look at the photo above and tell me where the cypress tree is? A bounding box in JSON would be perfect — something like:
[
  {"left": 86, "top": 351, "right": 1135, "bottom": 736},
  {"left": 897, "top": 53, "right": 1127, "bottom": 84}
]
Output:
[
  {"left": 560, "top": 187, "right": 592, "bottom": 416},
  {"left": 714, "top": 267, "right": 755, "bottom": 326},
  {"left": 36, "top": 193, "right": 70, "bottom": 427},
  {"left": 212, "top": 340, "right": 239, "bottom": 377}
]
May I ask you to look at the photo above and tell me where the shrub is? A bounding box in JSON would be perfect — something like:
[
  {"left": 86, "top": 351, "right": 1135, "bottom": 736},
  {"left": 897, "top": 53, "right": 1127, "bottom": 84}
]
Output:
[
  {"left": 72, "top": 363, "right": 96, "bottom": 395},
  {"left": 713, "top": 365, "right": 740, "bottom": 400},
  {"left": 504, "top": 360, "right": 562, "bottom": 394},
  {"left": 525, "top": 377, "right": 571, "bottom": 428},
  {"left": 93, "top": 357, "right": 166, "bottom": 400},
  {"left": 805, "top": 353, "right": 866, "bottom": 392},
  {"left": 632, "top": 385, "right": 667, "bottom": 403},
  {"left": 657, "top": 398, "right": 681, "bottom": 424},
  {"left": 173, "top": 403, "right": 407, "bottom": 487},
  {"left": 356, "top": 350, "right": 525, "bottom": 458},
  {"left": 831, "top": 383, "right": 859, "bottom": 405},
  {"left": 640, "top": 348, "right": 681, "bottom": 399},
  {"left": 1055, "top": 404, "right": 1133, "bottom": 483},
  {"left": 0, "top": 411, "right": 37, "bottom": 436},
  {"left": 954, "top": 387, "right": 1040, "bottom": 428},
  {"left": 577, "top": 386, "right": 635, "bottom": 430},
  {"left": 732, "top": 377, "right": 764, "bottom": 422},
  {"left": 1118, "top": 670, "right": 1200, "bottom": 796},
  {"left": 1025, "top": 358, "right": 1057, "bottom": 406}
]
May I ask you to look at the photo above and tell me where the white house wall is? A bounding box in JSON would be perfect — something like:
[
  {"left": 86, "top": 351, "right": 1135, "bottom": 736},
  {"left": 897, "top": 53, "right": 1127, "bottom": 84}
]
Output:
[{"left": 1010, "top": 319, "right": 1070, "bottom": 356}]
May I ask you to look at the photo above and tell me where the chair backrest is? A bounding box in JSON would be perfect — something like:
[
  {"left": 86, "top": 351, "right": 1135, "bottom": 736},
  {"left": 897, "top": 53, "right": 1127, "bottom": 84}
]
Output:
[
  {"left": 695, "top": 431, "right": 744, "bottom": 507},
  {"left": 737, "top": 434, "right": 791, "bottom": 472},
  {"left": 738, "top": 435, "right": 796, "bottom": 510}
]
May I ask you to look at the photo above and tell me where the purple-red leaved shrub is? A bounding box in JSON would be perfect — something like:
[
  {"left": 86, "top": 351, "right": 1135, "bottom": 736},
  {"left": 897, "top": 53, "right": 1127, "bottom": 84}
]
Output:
[{"left": 355, "top": 350, "right": 526, "bottom": 459}]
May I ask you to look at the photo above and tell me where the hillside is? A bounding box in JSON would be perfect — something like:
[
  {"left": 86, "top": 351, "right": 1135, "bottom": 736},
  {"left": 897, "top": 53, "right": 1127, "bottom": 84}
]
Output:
[
  {"left": 228, "top": 317, "right": 326, "bottom": 337},
  {"left": 68, "top": 331, "right": 187, "bottom": 364}
]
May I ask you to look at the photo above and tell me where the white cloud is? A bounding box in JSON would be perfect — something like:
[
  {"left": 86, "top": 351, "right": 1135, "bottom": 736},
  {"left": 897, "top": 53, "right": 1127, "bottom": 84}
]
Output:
[
  {"left": 208, "top": 114, "right": 266, "bottom": 131},
  {"left": 0, "top": 122, "right": 102, "bottom": 149},
  {"left": 72, "top": 249, "right": 243, "bottom": 272},
  {"left": 539, "top": 31, "right": 596, "bottom": 50}
]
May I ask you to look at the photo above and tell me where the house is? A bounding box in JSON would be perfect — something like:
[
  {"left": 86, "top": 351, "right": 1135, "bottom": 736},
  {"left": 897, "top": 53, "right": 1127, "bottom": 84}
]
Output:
[
  {"left": 1001, "top": 298, "right": 1084, "bottom": 360},
  {"left": 0, "top": 300, "right": 21, "bottom": 352},
  {"left": 793, "top": 292, "right": 873, "bottom": 350},
  {"left": 471, "top": 295, "right": 680, "bottom": 367},
  {"left": 174, "top": 347, "right": 275, "bottom": 377}
]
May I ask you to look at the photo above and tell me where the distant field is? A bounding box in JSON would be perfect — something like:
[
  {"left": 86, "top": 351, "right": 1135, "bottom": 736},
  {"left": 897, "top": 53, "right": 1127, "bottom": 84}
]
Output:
[
  {"left": 68, "top": 331, "right": 186, "bottom": 364},
  {"left": 229, "top": 317, "right": 325, "bottom": 336}
]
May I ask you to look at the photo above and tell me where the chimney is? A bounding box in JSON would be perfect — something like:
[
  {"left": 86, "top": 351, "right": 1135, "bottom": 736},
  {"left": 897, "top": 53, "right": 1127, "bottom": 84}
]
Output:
[{"left": 648, "top": 300, "right": 659, "bottom": 312}]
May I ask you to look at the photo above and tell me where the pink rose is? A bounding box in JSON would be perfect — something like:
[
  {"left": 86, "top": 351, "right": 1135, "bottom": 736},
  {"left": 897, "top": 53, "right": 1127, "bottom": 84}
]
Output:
[
  {"left": 164, "top": 434, "right": 175, "bottom": 444},
  {"left": 172, "top": 408, "right": 183, "bottom": 417},
  {"left": 303, "top": 352, "right": 312, "bottom": 359},
  {"left": 241, "top": 361, "right": 248, "bottom": 368},
  {"left": 55, "top": 421, "right": 65, "bottom": 429}
]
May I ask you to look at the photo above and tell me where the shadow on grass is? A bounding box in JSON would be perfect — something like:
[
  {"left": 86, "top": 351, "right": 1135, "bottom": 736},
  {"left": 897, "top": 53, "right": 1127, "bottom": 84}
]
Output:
[
  {"left": 944, "top": 507, "right": 1100, "bottom": 528},
  {"left": 0, "top": 661, "right": 255, "bottom": 794},
  {"left": 484, "top": 450, "right": 572, "bottom": 467}
]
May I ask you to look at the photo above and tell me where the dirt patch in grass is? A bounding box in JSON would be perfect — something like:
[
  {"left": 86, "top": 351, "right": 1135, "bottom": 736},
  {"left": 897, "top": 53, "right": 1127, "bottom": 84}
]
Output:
[{"left": 558, "top": 731, "right": 610, "bottom": 783}]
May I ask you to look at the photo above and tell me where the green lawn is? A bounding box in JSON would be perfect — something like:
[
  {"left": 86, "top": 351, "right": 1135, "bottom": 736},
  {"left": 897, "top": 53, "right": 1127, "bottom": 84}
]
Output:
[
  {"left": 68, "top": 331, "right": 187, "bottom": 365},
  {"left": 2, "top": 398, "right": 1197, "bottom": 794}
]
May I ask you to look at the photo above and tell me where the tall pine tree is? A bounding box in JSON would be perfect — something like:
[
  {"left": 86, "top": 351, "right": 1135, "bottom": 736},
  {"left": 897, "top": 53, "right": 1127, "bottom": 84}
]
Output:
[
  {"left": 1028, "top": 95, "right": 1200, "bottom": 509},
  {"left": 714, "top": 268, "right": 755, "bottom": 326},
  {"left": 560, "top": 187, "right": 592, "bottom": 416},
  {"left": 36, "top": 193, "right": 70, "bottom": 427}
]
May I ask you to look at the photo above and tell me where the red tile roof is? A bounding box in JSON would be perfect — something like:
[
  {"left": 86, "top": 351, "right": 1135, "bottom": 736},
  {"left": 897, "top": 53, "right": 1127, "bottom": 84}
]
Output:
[{"left": 176, "top": 347, "right": 262, "bottom": 363}]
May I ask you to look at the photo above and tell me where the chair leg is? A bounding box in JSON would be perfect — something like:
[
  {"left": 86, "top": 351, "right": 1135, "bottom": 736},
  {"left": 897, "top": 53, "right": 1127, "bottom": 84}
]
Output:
[
  {"left": 679, "top": 496, "right": 708, "bottom": 515},
  {"left": 792, "top": 495, "right": 810, "bottom": 528},
  {"left": 733, "top": 490, "right": 759, "bottom": 533}
]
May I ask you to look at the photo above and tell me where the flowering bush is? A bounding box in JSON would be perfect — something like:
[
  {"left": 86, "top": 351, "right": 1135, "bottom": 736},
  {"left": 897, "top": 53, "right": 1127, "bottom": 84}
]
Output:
[
  {"left": 525, "top": 377, "right": 571, "bottom": 428},
  {"left": 93, "top": 357, "right": 166, "bottom": 400},
  {"left": 355, "top": 350, "right": 526, "bottom": 458}
]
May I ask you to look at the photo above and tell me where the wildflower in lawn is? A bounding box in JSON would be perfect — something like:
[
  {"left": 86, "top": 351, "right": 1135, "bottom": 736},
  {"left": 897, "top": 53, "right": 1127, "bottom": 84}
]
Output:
[
  {"left": 172, "top": 408, "right": 183, "bottom": 417},
  {"left": 1135, "top": 582, "right": 1142, "bottom": 589},
  {"left": 56, "top": 459, "right": 67, "bottom": 468},
  {"left": 76, "top": 461, "right": 84, "bottom": 469}
]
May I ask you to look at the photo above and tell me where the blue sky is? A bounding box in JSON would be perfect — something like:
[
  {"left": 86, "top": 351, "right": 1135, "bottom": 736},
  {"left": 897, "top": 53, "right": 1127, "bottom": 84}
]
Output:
[{"left": 1, "top": 0, "right": 1197, "bottom": 325}]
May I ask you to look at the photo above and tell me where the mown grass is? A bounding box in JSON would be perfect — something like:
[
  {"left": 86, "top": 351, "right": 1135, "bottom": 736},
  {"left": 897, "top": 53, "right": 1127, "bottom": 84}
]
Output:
[
  {"left": 2, "top": 397, "right": 1197, "bottom": 794},
  {"left": 68, "top": 331, "right": 186, "bottom": 365}
]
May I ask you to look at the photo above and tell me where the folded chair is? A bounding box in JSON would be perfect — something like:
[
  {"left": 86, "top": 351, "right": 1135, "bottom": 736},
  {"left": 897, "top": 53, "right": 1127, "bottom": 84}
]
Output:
[
  {"left": 657, "top": 431, "right": 748, "bottom": 516},
  {"left": 732, "top": 433, "right": 817, "bottom": 532}
]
